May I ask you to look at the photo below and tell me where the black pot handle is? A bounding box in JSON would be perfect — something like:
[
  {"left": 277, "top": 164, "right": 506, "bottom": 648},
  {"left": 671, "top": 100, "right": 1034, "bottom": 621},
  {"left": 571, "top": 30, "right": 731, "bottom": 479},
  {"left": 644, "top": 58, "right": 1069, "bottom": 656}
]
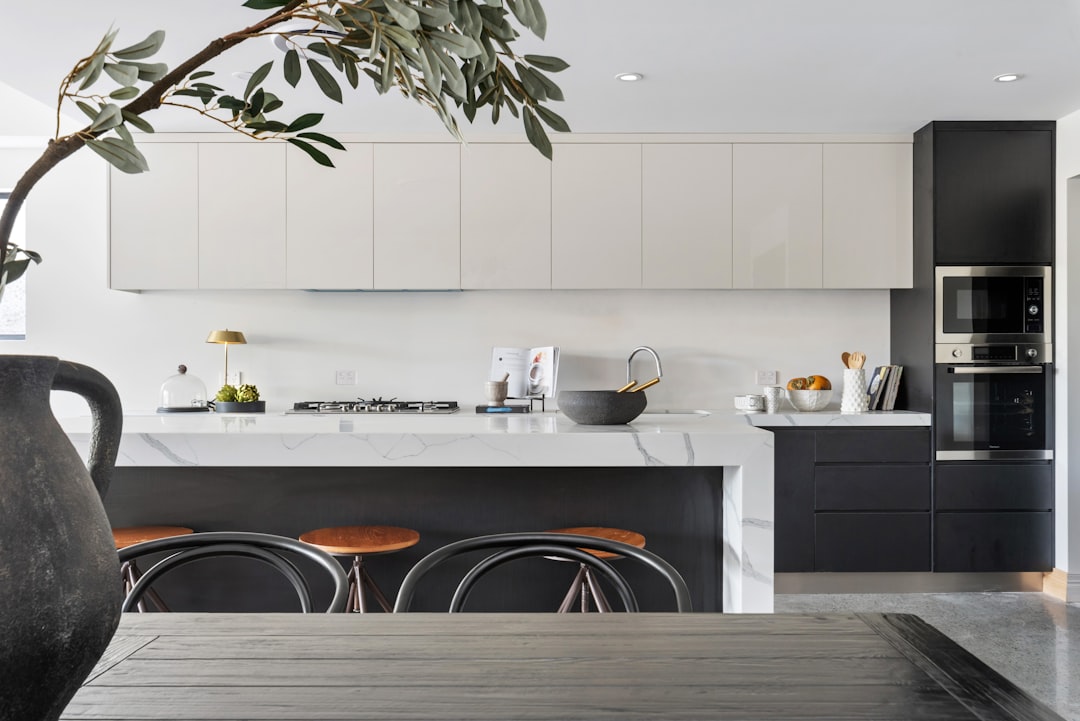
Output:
[{"left": 52, "top": 361, "right": 123, "bottom": 499}]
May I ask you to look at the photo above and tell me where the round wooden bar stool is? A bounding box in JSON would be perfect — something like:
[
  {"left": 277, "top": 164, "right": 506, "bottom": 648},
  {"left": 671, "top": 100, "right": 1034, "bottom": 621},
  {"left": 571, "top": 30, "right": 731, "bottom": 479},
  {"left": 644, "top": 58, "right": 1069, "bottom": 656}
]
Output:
[
  {"left": 546, "top": 526, "right": 646, "bottom": 613},
  {"left": 299, "top": 525, "right": 420, "bottom": 613},
  {"left": 113, "top": 525, "right": 194, "bottom": 612}
]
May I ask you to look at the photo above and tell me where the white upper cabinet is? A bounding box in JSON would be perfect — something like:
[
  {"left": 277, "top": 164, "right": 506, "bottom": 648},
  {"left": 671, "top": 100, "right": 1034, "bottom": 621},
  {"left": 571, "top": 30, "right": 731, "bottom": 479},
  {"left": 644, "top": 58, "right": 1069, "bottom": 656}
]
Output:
[
  {"left": 551, "top": 144, "right": 642, "bottom": 289},
  {"left": 286, "top": 143, "right": 374, "bottom": 290},
  {"left": 823, "top": 143, "right": 913, "bottom": 289},
  {"left": 108, "top": 136, "right": 913, "bottom": 292},
  {"left": 460, "top": 143, "right": 552, "bottom": 289},
  {"left": 198, "top": 143, "right": 287, "bottom": 289},
  {"left": 732, "top": 144, "right": 823, "bottom": 289},
  {"left": 642, "top": 144, "right": 733, "bottom": 289},
  {"left": 373, "top": 144, "right": 460, "bottom": 290},
  {"left": 110, "top": 143, "right": 199, "bottom": 290}
]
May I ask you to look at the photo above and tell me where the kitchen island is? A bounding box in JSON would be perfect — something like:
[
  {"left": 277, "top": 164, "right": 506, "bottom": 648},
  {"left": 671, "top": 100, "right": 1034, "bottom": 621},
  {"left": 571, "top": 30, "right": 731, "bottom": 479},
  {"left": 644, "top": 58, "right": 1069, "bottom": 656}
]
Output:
[{"left": 59, "top": 410, "right": 923, "bottom": 613}]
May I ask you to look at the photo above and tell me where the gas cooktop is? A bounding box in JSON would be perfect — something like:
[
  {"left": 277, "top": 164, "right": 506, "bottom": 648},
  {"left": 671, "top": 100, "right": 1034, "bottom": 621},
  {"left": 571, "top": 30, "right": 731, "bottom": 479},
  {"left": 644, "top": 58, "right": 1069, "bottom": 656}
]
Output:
[{"left": 287, "top": 399, "right": 460, "bottom": 414}]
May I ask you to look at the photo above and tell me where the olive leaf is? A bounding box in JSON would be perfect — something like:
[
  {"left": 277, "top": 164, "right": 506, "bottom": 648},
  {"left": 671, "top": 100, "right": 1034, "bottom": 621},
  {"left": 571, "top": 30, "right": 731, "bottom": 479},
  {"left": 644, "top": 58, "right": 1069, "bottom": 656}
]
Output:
[
  {"left": 121, "top": 110, "right": 154, "bottom": 133},
  {"left": 287, "top": 137, "right": 334, "bottom": 167},
  {"left": 112, "top": 30, "right": 166, "bottom": 60},
  {"left": 88, "top": 104, "right": 123, "bottom": 133},
  {"left": 307, "top": 59, "right": 343, "bottom": 102},
  {"left": 85, "top": 137, "right": 150, "bottom": 174},
  {"left": 244, "top": 61, "right": 273, "bottom": 100},
  {"left": 383, "top": 0, "right": 422, "bottom": 30},
  {"left": 524, "top": 54, "right": 569, "bottom": 72},
  {"left": 103, "top": 62, "right": 139, "bottom": 87},
  {"left": 284, "top": 49, "right": 302, "bottom": 87}
]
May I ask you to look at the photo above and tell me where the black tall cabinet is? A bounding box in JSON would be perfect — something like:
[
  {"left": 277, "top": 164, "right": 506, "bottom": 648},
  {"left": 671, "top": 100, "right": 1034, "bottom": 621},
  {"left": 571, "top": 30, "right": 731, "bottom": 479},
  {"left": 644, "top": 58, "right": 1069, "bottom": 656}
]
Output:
[
  {"left": 889, "top": 120, "right": 1055, "bottom": 574},
  {"left": 932, "top": 122, "right": 1055, "bottom": 265}
]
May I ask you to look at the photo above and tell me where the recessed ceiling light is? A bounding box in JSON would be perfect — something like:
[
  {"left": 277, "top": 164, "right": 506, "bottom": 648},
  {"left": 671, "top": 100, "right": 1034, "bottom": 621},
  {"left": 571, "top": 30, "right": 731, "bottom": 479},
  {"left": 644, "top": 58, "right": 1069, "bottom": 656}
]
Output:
[
  {"left": 615, "top": 72, "right": 644, "bottom": 82},
  {"left": 994, "top": 73, "right": 1024, "bottom": 83}
]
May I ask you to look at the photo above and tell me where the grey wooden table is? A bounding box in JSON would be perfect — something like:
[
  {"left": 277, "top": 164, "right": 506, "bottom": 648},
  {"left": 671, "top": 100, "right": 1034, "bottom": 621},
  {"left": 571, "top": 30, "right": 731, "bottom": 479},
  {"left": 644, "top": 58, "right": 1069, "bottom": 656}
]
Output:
[{"left": 63, "top": 612, "right": 1063, "bottom": 720}]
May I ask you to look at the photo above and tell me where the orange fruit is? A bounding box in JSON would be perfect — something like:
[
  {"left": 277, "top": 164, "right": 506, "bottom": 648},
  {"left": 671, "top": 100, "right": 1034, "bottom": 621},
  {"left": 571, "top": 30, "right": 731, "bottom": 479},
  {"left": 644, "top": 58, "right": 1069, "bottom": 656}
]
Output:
[
  {"left": 806, "top": 375, "right": 831, "bottom": 390},
  {"left": 787, "top": 377, "right": 808, "bottom": 390}
]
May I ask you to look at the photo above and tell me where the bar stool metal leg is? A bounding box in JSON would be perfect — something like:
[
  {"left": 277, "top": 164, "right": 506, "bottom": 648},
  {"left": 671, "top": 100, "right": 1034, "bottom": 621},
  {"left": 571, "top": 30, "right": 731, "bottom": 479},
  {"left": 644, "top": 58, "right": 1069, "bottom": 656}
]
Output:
[
  {"left": 557, "top": 564, "right": 613, "bottom": 613},
  {"left": 345, "top": 555, "right": 395, "bottom": 613},
  {"left": 120, "top": 559, "right": 173, "bottom": 612},
  {"left": 583, "top": 567, "right": 612, "bottom": 612}
]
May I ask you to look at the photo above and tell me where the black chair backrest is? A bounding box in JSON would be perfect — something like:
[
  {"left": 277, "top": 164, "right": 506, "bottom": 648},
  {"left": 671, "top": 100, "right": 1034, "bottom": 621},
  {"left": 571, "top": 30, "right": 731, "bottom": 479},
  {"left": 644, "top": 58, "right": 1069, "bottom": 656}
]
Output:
[
  {"left": 394, "top": 532, "right": 693, "bottom": 612},
  {"left": 117, "top": 531, "right": 349, "bottom": 613}
]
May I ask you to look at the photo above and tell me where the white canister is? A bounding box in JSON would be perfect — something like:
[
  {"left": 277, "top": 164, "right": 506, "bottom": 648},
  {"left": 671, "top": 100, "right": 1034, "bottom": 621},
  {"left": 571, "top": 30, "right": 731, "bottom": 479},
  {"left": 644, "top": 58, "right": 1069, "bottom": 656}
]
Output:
[{"left": 734, "top": 394, "right": 766, "bottom": 413}]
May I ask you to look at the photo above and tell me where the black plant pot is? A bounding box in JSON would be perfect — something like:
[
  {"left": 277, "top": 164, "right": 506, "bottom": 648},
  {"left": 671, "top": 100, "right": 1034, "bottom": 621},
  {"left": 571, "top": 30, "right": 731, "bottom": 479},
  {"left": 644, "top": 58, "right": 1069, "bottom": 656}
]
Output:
[{"left": 0, "top": 356, "right": 123, "bottom": 721}]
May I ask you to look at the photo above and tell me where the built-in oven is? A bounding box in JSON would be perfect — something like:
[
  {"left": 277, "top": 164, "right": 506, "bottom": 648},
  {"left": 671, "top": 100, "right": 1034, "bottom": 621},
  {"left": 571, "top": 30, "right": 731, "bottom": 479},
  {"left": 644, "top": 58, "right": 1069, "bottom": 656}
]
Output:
[
  {"left": 934, "top": 343, "right": 1053, "bottom": 461},
  {"left": 935, "top": 265, "right": 1050, "bottom": 346}
]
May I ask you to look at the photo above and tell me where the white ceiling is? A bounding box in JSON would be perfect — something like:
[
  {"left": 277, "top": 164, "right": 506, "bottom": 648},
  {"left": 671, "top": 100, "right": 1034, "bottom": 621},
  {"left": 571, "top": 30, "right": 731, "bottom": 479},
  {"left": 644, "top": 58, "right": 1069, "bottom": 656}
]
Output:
[{"left": 3, "top": 1, "right": 1080, "bottom": 137}]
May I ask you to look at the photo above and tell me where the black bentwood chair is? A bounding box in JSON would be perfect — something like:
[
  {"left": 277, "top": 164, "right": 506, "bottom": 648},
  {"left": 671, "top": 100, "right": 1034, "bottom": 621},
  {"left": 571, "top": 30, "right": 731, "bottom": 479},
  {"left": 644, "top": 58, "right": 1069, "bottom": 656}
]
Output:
[
  {"left": 393, "top": 532, "right": 693, "bottom": 612},
  {"left": 116, "top": 531, "right": 350, "bottom": 613}
]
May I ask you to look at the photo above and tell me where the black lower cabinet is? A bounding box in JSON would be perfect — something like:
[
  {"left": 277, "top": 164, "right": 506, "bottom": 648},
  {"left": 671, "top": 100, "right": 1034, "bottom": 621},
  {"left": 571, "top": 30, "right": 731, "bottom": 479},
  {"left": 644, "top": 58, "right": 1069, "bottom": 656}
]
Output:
[
  {"left": 772, "top": 427, "right": 931, "bottom": 573},
  {"left": 816, "top": 513, "right": 931, "bottom": 572},
  {"left": 933, "top": 462, "right": 1053, "bottom": 572},
  {"left": 773, "top": 428, "right": 1053, "bottom": 573}
]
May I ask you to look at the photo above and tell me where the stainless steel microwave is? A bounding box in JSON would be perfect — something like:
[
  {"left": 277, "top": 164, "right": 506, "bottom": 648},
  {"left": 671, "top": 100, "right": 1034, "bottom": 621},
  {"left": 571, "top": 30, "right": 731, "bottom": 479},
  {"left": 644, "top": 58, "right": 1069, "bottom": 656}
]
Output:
[{"left": 935, "top": 266, "right": 1050, "bottom": 345}]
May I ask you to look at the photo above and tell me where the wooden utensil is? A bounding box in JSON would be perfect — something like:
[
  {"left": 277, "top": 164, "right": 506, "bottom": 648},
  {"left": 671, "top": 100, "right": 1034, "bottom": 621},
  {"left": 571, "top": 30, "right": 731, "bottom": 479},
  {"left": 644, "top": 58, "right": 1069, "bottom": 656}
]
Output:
[
  {"left": 841, "top": 352, "right": 851, "bottom": 368},
  {"left": 850, "top": 352, "right": 866, "bottom": 369},
  {"left": 630, "top": 377, "right": 660, "bottom": 392}
]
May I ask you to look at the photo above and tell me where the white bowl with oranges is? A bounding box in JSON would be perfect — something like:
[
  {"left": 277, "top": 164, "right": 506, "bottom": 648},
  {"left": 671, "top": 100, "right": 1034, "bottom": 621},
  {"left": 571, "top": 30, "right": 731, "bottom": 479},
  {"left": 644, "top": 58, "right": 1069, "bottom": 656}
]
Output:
[{"left": 786, "top": 376, "right": 832, "bottom": 412}]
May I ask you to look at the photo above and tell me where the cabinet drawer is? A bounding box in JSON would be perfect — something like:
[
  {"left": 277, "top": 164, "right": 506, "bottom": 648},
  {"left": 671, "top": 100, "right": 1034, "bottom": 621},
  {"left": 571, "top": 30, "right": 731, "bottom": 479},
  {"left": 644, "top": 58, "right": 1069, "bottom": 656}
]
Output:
[
  {"left": 815, "top": 465, "right": 930, "bottom": 511},
  {"left": 815, "top": 429, "right": 930, "bottom": 463},
  {"left": 815, "top": 513, "right": 930, "bottom": 572},
  {"left": 934, "top": 512, "right": 1053, "bottom": 571},
  {"left": 935, "top": 463, "right": 1053, "bottom": 511}
]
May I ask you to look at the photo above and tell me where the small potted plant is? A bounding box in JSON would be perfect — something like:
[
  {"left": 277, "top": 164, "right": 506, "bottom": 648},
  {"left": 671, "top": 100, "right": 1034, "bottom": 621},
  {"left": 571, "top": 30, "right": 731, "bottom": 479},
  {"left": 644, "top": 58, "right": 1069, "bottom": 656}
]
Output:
[{"left": 213, "top": 383, "right": 265, "bottom": 413}]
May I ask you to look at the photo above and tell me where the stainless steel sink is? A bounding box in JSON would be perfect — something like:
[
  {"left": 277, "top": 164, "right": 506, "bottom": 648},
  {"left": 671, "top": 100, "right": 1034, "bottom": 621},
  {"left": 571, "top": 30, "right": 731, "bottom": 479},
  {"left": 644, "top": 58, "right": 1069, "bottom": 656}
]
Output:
[{"left": 637, "top": 410, "right": 711, "bottom": 418}]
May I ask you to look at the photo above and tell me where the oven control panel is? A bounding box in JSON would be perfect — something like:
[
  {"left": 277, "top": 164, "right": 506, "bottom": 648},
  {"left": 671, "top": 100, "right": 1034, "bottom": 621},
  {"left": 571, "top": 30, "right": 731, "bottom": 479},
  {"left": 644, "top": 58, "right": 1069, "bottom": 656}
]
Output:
[
  {"left": 1024, "top": 277, "right": 1044, "bottom": 334},
  {"left": 936, "top": 343, "right": 1052, "bottom": 364}
]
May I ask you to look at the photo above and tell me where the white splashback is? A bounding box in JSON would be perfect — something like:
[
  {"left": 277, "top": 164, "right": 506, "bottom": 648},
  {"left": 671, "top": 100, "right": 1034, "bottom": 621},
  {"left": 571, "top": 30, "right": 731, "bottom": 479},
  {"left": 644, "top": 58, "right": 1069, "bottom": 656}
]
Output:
[{"left": 1, "top": 142, "right": 891, "bottom": 417}]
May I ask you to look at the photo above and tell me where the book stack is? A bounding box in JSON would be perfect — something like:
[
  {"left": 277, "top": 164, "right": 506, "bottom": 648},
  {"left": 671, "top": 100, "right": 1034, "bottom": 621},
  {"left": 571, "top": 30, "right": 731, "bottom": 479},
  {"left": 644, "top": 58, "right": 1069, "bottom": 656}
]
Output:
[{"left": 865, "top": 365, "right": 904, "bottom": 411}]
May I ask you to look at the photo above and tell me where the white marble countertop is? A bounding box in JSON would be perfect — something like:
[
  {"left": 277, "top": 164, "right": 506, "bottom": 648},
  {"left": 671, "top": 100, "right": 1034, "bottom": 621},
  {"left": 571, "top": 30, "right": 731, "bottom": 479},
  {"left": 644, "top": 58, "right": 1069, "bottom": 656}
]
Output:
[
  {"left": 59, "top": 408, "right": 928, "bottom": 440},
  {"left": 742, "top": 410, "right": 931, "bottom": 427}
]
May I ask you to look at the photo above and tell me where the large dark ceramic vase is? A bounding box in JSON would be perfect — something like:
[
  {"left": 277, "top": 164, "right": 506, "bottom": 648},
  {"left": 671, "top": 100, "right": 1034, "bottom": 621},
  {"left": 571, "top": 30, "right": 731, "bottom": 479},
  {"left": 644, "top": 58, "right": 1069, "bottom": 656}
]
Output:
[{"left": 0, "top": 356, "right": 123, "bottom": 721}]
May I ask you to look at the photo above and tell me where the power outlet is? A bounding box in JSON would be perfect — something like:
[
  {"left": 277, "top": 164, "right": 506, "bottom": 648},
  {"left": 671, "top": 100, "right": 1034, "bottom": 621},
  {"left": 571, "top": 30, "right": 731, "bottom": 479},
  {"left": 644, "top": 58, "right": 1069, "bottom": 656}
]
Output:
[
  {"left": 755, "top": 370, "right": 778, "bottom": 386},
  {"left": 225, "top": 371, "right": 242, "bottom": 386},
  {"left": 335, "top": 369, "right": 357, "bottom": 385}
]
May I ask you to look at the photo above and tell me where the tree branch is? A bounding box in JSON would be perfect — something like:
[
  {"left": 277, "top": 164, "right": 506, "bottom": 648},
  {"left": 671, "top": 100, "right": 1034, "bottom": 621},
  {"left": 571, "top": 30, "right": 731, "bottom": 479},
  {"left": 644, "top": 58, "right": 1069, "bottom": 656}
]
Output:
[{"left": 0, "top": 0, "right": 308, "bottom": 268}]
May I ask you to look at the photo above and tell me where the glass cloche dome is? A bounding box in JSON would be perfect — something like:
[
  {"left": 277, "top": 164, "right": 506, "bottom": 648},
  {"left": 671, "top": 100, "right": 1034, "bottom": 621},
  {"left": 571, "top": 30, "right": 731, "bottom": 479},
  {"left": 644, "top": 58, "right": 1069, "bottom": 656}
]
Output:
[{"left": 157, "top": 364, "right": 210, "bottom": 412}]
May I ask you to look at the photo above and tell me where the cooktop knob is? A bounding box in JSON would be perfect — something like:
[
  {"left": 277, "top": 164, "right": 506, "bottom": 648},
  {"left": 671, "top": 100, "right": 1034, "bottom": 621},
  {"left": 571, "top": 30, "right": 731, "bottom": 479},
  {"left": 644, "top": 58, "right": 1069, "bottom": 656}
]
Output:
[
  {"left": 1029, "top": 304, "right": 1040, "bottom": 315},
  {"left": 1026, "top": 348, "right": 1039, "bottom": 359},
  {"left": 952, "top": 348, "right": 963, "bottom": 358}
]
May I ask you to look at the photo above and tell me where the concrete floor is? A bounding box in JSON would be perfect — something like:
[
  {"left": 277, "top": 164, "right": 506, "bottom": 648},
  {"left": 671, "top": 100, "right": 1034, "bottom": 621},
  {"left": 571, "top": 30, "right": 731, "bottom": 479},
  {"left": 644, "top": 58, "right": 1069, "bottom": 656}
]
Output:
[{"left": 775, "top": 592, "right": 1080, "bottom": 721}]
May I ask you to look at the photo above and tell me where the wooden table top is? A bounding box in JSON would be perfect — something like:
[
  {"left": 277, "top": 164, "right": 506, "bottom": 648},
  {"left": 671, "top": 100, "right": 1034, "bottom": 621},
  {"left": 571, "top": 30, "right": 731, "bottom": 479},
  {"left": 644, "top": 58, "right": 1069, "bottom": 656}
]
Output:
[{"left": 64, "top": 612, "right": 1063, "bottom": 721}]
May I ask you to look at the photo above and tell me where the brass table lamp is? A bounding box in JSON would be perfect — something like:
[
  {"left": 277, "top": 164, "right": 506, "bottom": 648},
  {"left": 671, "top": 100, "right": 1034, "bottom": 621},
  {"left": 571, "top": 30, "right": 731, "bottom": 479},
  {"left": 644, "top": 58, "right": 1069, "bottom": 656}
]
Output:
[{"left": 206, "top": 329, "right": 247, "bottom": 384}]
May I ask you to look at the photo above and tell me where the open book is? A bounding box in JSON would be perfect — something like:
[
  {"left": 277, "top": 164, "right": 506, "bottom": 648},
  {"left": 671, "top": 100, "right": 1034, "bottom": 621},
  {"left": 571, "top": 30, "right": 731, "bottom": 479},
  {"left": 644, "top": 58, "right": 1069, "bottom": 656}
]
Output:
[{"left": 490, "top": 346, "right": 560, "bottom": 398}]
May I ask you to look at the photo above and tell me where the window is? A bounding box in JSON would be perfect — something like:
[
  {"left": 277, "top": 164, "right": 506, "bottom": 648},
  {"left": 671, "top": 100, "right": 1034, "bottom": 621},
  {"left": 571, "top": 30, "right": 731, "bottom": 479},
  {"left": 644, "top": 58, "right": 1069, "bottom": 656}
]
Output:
[{"left": 0, "top": 191, "right": 28, "bottom": 340}]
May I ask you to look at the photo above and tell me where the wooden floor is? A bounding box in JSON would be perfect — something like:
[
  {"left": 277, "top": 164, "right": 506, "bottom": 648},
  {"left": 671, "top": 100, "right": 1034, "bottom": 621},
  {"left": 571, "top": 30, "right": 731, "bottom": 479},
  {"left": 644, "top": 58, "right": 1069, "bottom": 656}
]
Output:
[{"left": 63, "top": 612, "right": 1064, "bottom": 720}]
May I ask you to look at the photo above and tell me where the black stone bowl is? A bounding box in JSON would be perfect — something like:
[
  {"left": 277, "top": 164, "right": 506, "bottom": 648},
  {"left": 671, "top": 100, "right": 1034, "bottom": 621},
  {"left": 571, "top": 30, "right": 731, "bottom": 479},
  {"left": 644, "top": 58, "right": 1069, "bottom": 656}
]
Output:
[{"left": 557, "top": 390, "right": 648, "bottom": 425}]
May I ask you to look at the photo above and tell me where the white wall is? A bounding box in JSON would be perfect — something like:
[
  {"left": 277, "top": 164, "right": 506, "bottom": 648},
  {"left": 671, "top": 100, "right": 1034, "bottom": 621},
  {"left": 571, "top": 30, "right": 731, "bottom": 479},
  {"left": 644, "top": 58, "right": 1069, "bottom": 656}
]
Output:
[
  {"left": 0, "top": 79, "right": 893, "bottom": 420},
  {"left": 1057, "top": 108, "right": 1080, "bottom": 589}
]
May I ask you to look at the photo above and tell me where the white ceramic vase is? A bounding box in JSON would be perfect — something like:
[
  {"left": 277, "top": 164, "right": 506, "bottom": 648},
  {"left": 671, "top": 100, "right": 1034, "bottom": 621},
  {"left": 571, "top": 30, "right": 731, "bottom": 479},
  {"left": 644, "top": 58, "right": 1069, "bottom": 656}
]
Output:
[{"left": 840, "top": 368, "right": 869, "bottom": 414}]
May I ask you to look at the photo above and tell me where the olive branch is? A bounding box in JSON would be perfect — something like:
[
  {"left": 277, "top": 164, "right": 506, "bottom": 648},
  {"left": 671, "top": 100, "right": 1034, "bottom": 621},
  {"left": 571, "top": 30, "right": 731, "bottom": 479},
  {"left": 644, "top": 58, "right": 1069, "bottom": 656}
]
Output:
[{"left": 0, "top": 0, "right": 568, "bottom": 294}]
